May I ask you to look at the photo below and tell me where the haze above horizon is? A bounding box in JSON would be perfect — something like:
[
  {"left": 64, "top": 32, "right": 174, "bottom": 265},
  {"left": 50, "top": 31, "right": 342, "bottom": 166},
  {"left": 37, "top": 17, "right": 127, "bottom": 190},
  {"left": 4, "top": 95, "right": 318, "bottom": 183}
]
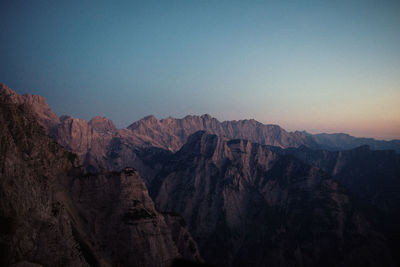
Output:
[{"left": 1, "top": 0, "right": 399, "bottom": 140}]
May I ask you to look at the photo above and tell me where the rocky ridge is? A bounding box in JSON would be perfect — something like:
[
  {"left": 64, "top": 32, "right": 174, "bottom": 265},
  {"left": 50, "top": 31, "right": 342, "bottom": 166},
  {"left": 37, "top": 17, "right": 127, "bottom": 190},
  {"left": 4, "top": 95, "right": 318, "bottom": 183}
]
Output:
[{"left": 128, "top": 114, "right": 318, "bottom": 151}]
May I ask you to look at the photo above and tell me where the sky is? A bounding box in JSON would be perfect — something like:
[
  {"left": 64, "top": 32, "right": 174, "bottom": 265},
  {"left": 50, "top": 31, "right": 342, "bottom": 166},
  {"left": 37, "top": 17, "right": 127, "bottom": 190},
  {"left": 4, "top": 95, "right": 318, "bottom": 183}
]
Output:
[{"left": 1, "top": 0, "right": 399, "bottom": 140}]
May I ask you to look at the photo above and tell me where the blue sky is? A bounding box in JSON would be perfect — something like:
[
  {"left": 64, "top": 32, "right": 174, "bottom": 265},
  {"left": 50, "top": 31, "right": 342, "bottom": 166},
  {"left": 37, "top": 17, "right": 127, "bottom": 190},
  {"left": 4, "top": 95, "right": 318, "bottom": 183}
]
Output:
[{"left": 1, "top": 0, "right": 399, "bottom": 139}]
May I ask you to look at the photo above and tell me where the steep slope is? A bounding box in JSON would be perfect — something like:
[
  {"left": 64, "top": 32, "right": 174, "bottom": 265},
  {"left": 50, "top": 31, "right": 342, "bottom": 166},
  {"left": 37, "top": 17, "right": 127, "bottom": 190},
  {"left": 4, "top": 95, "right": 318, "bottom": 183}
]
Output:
[
  {"left": 0, "top": 91, "right": 202, "bottom": 266},
  {"left": 128, "top": 114, "right": 318, "bottom": 151},
  {"left": 312, "top": 133, "right": 400, "bottom": 152},
  {"left": 150, "top": 131, "right": 394, "bottom": 267}
]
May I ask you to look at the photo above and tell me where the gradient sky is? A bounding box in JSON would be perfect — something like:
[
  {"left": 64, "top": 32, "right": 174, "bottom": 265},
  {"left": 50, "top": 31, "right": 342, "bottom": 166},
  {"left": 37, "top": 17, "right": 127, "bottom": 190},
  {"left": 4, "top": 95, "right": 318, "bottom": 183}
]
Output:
[{"left": 1, "top": 0, "right": 399, "bottom": 139}]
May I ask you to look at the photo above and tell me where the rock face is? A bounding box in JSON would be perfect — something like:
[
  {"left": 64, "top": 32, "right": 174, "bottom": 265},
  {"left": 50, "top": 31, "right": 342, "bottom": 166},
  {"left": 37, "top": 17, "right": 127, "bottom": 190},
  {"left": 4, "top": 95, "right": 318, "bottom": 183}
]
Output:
[
  {"left": 0, "top": 92, "right": 90, "bottom": 266},
  {"left": 150, "top": 131, "right": 394, "bottom": 267},
  {"left": 128, "top": 114, "right": 318, "bottom": 151},
  {"left": 0, "top": 92, "right": 202, "bottom": 266},
  {"left": 70, "top": 168, "right": 202, "bottom": 267}
]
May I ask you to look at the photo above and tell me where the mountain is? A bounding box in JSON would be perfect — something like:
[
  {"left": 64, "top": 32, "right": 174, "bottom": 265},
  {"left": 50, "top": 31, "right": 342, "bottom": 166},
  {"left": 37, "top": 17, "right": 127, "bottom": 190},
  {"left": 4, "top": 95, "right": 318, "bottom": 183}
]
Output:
[
  {"left": 149, "top": 131, "right": 394, "bottom": 266},
  {"left": 128, "top": 114, "right": 318, "bottom": 151},
  {"left": 2, "top": 83, "right": 400, "bottom": 266},
  {"left": 312, "top": 132, "right": 400, "bottom": 152},
  {"left": 0, "top": 88, "right": 202, "bottom": 266},
  {"left": 0, "top": 85, "right": 319, "bottom": 177}
]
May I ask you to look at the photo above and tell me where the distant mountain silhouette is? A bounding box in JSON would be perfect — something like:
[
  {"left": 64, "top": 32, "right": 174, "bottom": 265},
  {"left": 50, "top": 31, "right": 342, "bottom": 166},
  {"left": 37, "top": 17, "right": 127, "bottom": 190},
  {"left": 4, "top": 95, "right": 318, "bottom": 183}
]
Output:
[{"left": 312, "top": 132, "right": 400, "bottom": 152}]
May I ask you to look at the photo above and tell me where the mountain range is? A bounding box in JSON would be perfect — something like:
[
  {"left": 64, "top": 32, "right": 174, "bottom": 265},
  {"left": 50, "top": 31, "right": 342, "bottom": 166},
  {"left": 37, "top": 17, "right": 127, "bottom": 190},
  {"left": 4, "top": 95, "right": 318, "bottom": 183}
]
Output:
[{"left": 1, "top": 83, "right": 399, "bottom": 267}]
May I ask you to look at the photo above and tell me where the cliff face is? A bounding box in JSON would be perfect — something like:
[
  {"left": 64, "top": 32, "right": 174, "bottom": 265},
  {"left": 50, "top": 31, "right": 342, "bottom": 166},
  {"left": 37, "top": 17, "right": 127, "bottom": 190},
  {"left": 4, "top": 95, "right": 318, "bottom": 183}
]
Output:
[
  {"left": 0, "top": 92, "right": 201, "bottom": 266},
  {"left": 70, "top": 168, "right": 202, "bottom": 267},
  {"left": 150, "top": 132, "right": 394, "bottom": 267},
  {"left": 0, "top": 92, "right": 90, "bottom": 266}
]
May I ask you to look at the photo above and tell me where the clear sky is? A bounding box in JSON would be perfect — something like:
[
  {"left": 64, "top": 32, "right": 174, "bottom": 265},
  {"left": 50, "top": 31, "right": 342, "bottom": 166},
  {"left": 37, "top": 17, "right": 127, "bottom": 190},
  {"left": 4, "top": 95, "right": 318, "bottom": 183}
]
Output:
[{"left": 1, "top": 0, "right": 399, "bottom": 139}]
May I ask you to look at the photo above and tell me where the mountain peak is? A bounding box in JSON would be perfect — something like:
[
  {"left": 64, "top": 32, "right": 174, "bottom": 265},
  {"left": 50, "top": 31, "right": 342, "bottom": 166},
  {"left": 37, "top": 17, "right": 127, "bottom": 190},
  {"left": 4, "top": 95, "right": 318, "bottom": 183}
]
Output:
[
  {"left": 89, "top": 115, "right": 116, "bottom": 133},
  {"left": 0, "top": 84, "right": 60, "bottom": 131},
  {"left": 0, "top": 83, "right": 16, "bottom": 95},
  {"left": 200, "top": 114, "right": 212, "bottom": 119},
  {"left": 143, "top": 114, "right": 158, "bottom": 122}
]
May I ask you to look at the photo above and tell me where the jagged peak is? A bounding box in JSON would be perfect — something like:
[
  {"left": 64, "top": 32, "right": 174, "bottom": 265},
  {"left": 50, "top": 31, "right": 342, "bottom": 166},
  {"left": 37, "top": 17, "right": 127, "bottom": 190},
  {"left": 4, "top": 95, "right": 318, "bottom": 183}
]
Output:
[
  {"left": 89, "top": 115, "right": 115, "bottom": 124},
  {"left": 200, "top": 114, "right": 212, "bottom": 119},
  {"left": 89, "top": 115, "right": 116, "bottom": 133},
  {"left": 142, "top": 114, "right": 158, "bottom": 121},
  {"left": 0, "top": 83, "right": 16, "bottom": 96}
]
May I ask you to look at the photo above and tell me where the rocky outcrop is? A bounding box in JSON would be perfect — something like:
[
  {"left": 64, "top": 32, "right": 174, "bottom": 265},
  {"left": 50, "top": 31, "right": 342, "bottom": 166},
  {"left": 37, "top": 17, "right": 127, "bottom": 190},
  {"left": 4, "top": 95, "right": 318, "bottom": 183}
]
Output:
[
  {"left": 150, "top": 131, "right": 394, "bottom": 267},
  {"left": 0, "top": 92, "right": 202, "bottom": 266},
  {"left": 0, "top": 83, "right": 60, "bottom": 132}
]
